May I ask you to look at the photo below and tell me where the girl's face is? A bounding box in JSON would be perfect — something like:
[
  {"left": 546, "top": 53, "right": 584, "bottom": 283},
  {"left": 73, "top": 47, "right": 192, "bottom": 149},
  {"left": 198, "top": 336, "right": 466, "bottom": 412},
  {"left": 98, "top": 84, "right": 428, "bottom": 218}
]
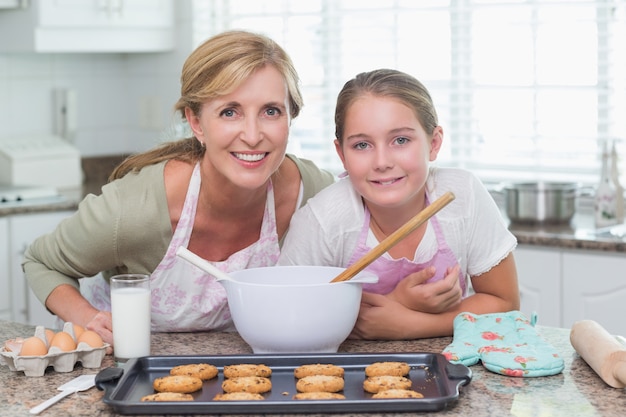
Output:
[
  {"left": 335, "top": 94, "right": 442, "bottom": 211},
  {"left": 186, "top": 65, "right": 291, "bottom": 190}
]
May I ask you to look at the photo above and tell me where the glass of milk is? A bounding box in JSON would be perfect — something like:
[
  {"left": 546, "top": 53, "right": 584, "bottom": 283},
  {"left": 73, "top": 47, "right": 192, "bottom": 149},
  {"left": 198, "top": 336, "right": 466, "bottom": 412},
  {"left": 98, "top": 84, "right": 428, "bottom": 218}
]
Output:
[{"left": 110, "top": 274, "right": 151, "bottom": 365}]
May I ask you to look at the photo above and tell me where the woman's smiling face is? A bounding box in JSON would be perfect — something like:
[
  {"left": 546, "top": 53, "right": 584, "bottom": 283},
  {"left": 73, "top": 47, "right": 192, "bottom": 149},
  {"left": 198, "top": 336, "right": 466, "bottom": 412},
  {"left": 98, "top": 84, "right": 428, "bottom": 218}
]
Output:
[
  {"left": 336, "top": 93, "right": 442, "bottom": 211},
  {"left": 188, "top": 64, "right": 291, "bottom": 190}
]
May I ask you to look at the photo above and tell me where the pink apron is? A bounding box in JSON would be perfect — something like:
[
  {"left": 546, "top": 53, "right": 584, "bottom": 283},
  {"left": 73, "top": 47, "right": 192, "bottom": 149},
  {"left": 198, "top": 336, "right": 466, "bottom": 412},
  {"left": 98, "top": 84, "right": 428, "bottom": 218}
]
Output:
[
  {"left": 80, "top": 162, "right": 281, "bottom": 332},
  {"left": 348, "top": 197, "right": 467, "bottom": 296}
]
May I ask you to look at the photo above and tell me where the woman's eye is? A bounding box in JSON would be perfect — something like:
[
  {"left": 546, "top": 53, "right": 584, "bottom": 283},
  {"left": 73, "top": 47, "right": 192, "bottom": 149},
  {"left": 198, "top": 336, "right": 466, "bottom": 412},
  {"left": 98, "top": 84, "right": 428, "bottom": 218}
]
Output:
[
  {"left": 265, "top": 107, "right": 281, "bottom": 117},
  {"left": 220, "top": 109, "right": 236, "bottom": 118}
]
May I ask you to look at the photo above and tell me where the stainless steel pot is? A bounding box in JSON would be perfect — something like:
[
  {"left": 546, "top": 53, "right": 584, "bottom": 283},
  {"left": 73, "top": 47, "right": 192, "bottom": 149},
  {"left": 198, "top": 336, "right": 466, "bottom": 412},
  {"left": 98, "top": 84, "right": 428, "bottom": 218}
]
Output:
[{"left": 502, "top": 182, "right": 578, "bottom": 224}]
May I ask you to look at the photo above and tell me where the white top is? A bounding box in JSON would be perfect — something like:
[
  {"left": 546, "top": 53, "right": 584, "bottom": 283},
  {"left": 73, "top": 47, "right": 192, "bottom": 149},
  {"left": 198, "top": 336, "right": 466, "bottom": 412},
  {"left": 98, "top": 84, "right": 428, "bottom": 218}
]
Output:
[{"left": 278, "top": 167, "right": 517, "bottom": 278}]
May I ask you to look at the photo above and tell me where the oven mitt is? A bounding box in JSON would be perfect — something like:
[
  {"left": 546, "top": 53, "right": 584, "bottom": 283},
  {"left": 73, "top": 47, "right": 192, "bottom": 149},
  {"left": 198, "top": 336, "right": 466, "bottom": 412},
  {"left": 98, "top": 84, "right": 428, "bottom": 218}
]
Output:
[{"left": 442, "top": 311, "right": 564, "bottom": 377}]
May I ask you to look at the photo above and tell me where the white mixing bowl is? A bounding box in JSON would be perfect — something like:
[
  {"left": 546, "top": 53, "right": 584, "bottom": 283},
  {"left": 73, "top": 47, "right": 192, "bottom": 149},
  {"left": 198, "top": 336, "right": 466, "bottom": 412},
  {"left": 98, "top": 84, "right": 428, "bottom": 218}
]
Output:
[{"left": 224, "top": 266, "right": 378, "bottom": 354}]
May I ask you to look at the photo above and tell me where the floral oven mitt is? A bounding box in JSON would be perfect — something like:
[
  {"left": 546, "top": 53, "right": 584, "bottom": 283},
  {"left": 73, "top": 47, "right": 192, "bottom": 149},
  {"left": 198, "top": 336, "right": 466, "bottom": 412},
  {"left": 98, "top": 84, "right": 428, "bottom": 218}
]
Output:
[{"left": 442, "top": 310, "right": 564, "bottom": 377}]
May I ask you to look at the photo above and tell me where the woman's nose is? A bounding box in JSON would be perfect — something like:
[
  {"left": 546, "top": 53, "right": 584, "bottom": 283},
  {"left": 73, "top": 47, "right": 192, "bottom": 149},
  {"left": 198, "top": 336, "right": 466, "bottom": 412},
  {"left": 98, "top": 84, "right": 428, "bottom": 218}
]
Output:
[{"left": 239, "top": 118, "right": 263, "bottom": 146}]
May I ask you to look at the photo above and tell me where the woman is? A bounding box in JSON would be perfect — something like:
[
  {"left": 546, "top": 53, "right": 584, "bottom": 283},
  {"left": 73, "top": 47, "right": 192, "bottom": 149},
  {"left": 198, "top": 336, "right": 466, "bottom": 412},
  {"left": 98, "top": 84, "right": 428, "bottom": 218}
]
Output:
[{"left": 23, "top": 31, "right": 334, "bottom": 348}]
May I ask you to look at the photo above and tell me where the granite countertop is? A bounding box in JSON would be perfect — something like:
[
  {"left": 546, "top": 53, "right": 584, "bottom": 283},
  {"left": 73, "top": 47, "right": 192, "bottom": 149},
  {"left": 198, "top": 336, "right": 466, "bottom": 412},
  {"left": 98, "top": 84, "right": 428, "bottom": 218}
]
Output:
[{"left": 0, "top": 320, "right": 624, "bottom": 416}]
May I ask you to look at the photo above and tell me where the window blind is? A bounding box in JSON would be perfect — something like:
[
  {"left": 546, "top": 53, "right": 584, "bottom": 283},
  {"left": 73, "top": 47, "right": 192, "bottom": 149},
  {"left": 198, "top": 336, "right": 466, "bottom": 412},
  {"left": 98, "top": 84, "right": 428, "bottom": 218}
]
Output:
[{"left": 191, "top": 0, "right": 626, "bottom": 186}]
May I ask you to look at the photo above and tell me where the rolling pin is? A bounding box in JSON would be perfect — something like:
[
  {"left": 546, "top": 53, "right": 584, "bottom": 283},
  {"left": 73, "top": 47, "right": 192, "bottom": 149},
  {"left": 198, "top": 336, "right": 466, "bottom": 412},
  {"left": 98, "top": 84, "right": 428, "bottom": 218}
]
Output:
[{"left": 570, "top": 320, "right": 626, "bottom": 388}]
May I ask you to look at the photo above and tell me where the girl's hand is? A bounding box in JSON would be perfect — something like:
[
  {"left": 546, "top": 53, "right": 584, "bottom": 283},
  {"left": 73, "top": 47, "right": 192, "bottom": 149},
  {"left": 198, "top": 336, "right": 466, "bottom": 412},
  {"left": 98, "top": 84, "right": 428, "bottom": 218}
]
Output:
[
  {"left": 85, "top": 310, "right": 114, "bottom": 354},
  {"left": 389, "top": 265, "right": 462, "bottom": 313},
  {"left": 350, "top": 292, "right": 411, "bottom": 339}
]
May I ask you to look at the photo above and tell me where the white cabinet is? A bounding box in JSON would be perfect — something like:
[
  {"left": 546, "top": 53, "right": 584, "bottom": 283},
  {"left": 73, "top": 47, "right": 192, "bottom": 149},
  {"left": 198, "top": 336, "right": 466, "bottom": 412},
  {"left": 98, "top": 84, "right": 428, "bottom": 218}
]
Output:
[
  {"left": 513, "top": 246, "right": 561, "bottom": 327},
  {"left": 0, "top": 218, "right": 10, "bottom": 321},
  {"left": 562, "top": 251, "right": 626, "bottom": 336},
  {"left": 0, "top": 0, "right": 174, "bottom": 52},
  {"left": 8, "top": 211, "right": 73, "bottom": 327},
  {"left": 515, "top": 244, "right": 626, "bottom": 336}
]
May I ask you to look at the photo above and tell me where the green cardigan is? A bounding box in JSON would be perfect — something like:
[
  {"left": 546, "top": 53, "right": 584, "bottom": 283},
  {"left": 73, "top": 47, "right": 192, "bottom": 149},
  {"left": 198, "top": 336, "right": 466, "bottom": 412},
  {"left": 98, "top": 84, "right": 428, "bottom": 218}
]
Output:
[{"left": 23, "top": 154, "right": 335, "bottom": 306}]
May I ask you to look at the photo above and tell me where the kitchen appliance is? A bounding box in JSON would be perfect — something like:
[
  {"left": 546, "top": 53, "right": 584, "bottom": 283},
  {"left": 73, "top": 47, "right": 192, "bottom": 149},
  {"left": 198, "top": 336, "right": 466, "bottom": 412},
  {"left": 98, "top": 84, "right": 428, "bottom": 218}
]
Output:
[
  {"left": 0, "top": 135, "right": 82, "bottom": 189},
  {"left": 0, "top": 184, "right": 65, "bottom": 207},
  {"left": 501, "top": 182, "right": 578, "bottom": 224}
]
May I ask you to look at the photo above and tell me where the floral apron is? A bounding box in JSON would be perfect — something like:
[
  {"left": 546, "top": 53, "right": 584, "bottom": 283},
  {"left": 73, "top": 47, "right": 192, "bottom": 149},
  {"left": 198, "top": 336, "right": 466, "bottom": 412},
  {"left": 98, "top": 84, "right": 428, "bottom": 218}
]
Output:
[
  {"left": 80, "top": 162, "right": 281, "bottom": 332},
  {"left": 348, "top": 197, "right": 466, "bottom": 296}
]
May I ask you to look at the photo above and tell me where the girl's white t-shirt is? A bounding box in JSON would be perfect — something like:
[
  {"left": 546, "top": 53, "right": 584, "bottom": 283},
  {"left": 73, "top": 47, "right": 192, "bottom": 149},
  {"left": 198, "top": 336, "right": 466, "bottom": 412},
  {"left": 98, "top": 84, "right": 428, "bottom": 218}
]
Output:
[{"left": 278, "top": 167, "right": 517, "bottom": 279}]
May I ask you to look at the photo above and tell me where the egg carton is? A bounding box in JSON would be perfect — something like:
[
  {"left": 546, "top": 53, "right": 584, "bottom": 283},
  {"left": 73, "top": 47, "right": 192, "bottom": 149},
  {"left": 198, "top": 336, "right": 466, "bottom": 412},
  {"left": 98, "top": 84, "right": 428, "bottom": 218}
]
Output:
[{"left": 0, "top": 322, "right": 109, "bottom": 377}]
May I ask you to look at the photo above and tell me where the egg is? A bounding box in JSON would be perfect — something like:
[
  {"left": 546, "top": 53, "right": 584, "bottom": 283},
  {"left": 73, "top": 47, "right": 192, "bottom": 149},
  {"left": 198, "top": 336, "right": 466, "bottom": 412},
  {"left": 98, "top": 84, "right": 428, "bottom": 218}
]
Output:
[
  {"left": 44, "top": 329, "right": 56, "bottom": 346},
  {"left": 49, "top": 331, "right": 77, "bottom": 352},
  {"left": 72, "top": 324, "right": 85, "bottom": 340},
  {"left": 76, "top": 330, "right": 104, "bottom": 348},
  {"left": 19, "top": 337, "right": 48, "bottom": 356}
]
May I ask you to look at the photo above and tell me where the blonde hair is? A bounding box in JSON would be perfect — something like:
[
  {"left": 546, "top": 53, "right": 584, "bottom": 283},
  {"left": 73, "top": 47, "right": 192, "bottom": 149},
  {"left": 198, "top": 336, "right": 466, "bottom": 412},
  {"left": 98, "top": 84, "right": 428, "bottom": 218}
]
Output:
[
  {"left": 110, "top": 30, "right": 303, "bottom": 180},
  {"left": 334, "top": 69, "right": 438, "bottom": 146}
]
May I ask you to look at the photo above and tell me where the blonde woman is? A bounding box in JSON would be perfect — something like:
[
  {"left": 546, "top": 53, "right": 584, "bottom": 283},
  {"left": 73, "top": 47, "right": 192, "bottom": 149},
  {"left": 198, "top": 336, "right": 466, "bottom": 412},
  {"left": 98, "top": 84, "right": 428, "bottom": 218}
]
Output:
[{"left": 23, "top": 31, "right": 334, "bottom": 348}]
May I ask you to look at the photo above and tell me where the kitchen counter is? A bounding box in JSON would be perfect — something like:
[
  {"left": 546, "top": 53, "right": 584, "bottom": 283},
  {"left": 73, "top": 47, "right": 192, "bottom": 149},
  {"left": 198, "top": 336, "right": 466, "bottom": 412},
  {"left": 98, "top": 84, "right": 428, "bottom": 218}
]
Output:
[{"left": 1, "top": 320, "right": 624, "bottom": 416}]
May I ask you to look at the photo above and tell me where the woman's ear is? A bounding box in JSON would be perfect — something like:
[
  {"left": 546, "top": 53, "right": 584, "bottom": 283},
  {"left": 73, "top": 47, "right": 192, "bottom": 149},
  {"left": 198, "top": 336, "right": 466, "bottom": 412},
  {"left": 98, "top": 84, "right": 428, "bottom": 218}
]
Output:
[
  {"left": 429, "top": 126, "right": 444, "bottom": 161},
  {"left": 185, "top": 107, "right": 204, "bottom": 140}
]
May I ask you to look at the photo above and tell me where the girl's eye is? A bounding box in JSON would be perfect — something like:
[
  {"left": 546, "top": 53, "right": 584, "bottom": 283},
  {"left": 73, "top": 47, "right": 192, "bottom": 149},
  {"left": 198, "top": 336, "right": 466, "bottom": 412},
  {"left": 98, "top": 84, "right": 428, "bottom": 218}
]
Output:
[
  {"left": 353, "top": 142, "right": 370, "bottom": 150},
  {"left": 394, "top": 136, "right": 409, "bottom": 145}
]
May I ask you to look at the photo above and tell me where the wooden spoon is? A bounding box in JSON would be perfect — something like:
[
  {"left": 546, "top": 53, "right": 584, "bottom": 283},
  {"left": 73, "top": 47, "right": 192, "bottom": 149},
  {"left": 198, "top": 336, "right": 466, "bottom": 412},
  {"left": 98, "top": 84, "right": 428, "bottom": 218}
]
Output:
[{"left": 330, "top": 191, "right": 455, "bottom": 283}]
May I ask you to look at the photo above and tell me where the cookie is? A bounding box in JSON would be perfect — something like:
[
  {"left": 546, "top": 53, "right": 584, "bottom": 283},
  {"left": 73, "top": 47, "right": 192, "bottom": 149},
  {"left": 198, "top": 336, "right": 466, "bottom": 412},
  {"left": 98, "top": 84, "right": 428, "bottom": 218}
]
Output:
[
  {"left": 294, "top": 364, "right": 345, "bottom": 379},
  {"left": 293, "top": 391, "right": 346, "bottom": 400},
  {"left": 213, "top": 392, "right": 265, "bottom": 401},
  {"left": 153, "top": 375, "right": 203, "bottom": 393},
  {"left": 363, "top": 375, "right": 412, "bottom": 394},
  {"left": 365, "top": 361, "right": 410, "bottom": 377},
  {"left": 141, "top": 392, "right": 194, "bottom": 402},
  {"left": 296, "top": 375, "right": 344, "bottom": 393},
  {"left": 221, "top": 376, "right": 272, "bottom": 394},
  {"left": 170, "top": 363, "right": 218, "bottom": 380},
  {"left": 223, "top": 363, "right": 272, "bottom": 378},
  {"left": 371, "top": 389, "right": 424, "bottom": 399}
]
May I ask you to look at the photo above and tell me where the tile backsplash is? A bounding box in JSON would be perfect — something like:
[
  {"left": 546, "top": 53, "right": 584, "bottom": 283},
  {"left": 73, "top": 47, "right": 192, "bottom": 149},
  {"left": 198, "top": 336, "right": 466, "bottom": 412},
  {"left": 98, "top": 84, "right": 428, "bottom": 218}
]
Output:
[{"left": 0, "top": 2, "right": 193, "bottom": 157}]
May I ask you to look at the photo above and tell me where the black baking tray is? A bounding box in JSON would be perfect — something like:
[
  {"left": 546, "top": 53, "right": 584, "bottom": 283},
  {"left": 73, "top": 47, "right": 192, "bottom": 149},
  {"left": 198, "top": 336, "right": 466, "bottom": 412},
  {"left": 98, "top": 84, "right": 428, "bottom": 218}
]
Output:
[{"left": 96, "top": 352, "right": 471, "bottom": 414}]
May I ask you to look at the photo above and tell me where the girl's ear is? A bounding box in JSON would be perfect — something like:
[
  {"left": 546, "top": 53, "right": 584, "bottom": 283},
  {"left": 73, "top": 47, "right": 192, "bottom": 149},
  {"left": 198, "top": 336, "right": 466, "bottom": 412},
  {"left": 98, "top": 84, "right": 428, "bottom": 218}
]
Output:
[
  {"left": 185, "top": 107, "right": 204, "bottom": 140},
  {"left": 334, "top": 139, "right": 347, "bottom": 167},
  {"left": 429, "top": 126, "right": 444, "bottom": 161}
]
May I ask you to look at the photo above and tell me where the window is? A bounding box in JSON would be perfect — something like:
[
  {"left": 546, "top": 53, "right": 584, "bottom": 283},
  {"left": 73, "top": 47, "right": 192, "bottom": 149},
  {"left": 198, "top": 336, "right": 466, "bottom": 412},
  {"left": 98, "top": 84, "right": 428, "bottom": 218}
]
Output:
[{"left": 192, "top": 0, "right": 626, "bottom": 185}]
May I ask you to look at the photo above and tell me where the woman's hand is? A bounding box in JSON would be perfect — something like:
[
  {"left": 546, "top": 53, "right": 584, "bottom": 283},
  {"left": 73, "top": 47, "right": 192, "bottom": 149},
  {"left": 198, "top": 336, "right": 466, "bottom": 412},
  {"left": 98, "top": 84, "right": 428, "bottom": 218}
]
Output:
[
  {"left": 388, "top": 265, "right": 462, "bottom": 313},
  {"left": 85, "top": 310, "right": 114, "bottom": 354}
]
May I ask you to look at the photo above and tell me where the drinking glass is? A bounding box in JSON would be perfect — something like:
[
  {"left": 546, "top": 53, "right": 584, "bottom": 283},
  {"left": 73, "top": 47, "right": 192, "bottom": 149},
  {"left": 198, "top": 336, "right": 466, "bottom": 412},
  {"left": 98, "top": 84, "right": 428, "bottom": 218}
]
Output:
[{"left": 110, "top": 274, "right": 151, "bottom": 365}]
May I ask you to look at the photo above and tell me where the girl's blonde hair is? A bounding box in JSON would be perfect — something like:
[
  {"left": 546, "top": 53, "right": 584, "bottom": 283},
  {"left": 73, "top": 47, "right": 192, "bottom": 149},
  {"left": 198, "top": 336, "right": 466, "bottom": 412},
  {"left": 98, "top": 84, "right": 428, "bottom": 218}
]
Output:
[
  {"left": 110, "top": 30, "right": 303, "bottom": 180},
  {"left": 334, "top": 69, "right": 438, "bottom": 146}
]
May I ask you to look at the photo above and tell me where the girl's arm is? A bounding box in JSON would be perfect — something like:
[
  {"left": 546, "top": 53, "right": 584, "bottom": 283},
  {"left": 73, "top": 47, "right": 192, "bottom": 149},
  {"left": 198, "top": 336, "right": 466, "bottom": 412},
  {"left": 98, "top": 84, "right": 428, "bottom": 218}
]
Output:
[{"left": 351, "top": 253, "right": 520, "bottom": 339}]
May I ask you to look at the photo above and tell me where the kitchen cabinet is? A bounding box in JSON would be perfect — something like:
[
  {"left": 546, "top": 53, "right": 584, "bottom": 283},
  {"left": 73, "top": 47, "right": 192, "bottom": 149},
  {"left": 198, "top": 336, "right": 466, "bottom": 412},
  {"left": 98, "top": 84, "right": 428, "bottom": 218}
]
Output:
[
  {"left": 0, "top": 218, "right": 10, "bottom": 321},
  {"left": 0, "top": 0, "right": 174, "bottom": 53},
  {"left": 562, "top": 251, "right": 626, "bottom": 336},
  {"left": 515, "top": 244, "right": 626, "bottom": 336},
  {"left": 8, "top": 210, "right": 73, "bottom": 327},
  {"left": 513, "top": 246, "right": 561, "bottom": 327}
]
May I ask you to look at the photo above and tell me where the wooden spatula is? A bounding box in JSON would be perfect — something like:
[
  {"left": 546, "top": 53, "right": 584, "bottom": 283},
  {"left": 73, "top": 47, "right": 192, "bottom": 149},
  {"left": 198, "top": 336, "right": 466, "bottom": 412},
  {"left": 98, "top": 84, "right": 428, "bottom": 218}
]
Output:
[{"left": 330, "top": 191, "right": 455, "bottom": 283}]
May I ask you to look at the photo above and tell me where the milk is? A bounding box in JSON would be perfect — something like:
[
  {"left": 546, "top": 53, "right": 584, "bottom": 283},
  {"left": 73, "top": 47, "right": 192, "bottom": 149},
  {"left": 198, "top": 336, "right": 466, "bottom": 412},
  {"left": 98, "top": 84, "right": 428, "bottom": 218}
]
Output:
[{"left": 111, "top": 286, "right": 151, "bottom": 362}]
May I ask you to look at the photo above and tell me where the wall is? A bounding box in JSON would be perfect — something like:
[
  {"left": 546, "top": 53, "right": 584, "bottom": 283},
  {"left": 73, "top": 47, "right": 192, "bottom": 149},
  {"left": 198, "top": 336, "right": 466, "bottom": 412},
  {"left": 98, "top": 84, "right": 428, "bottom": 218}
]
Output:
[{"left": 0, "top": 1, "right": 193, "bottom": 157}]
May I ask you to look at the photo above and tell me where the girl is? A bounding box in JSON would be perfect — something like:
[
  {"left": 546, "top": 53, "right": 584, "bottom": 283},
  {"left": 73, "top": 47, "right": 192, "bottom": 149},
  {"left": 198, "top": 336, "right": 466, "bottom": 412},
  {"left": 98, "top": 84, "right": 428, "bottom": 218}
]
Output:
[{"left": 279, "top": 69, "right": 519, "bottom": 339}]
